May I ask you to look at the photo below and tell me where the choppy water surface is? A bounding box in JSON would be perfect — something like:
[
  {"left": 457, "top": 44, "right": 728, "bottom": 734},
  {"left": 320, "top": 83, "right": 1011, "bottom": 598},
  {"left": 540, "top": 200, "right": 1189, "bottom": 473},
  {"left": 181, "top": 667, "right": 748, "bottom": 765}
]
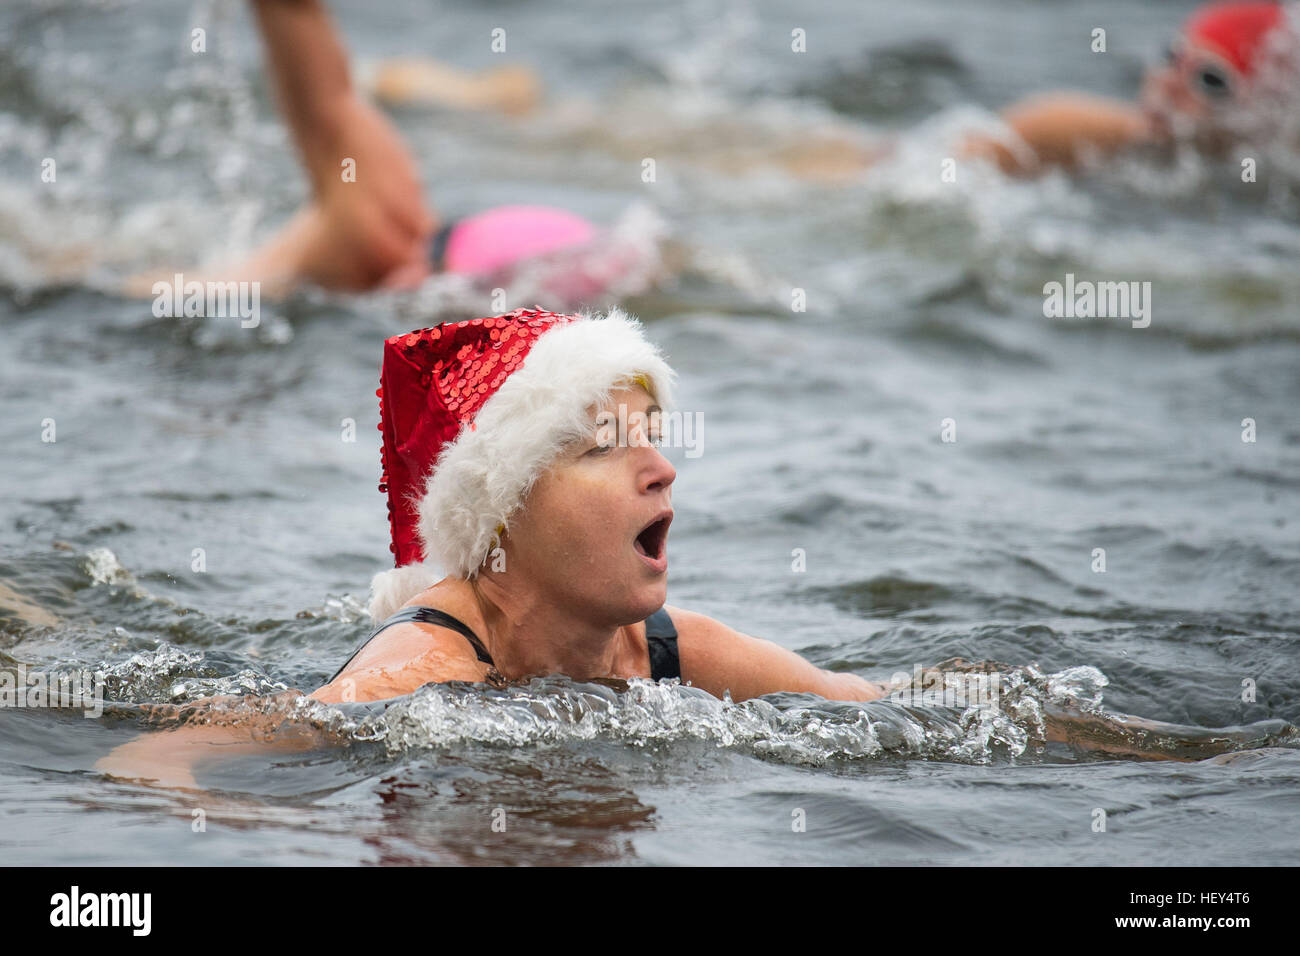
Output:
[{"left": 2, "top": 0, "right": 1299, "bottom": 865}]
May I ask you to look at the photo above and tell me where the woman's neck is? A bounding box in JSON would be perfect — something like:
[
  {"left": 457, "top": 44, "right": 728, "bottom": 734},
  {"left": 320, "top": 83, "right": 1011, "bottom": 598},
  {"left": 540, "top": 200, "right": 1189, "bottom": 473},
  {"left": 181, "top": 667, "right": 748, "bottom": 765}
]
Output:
[{"left": 431, "top": 576, "right": 634, "bottom": 681}]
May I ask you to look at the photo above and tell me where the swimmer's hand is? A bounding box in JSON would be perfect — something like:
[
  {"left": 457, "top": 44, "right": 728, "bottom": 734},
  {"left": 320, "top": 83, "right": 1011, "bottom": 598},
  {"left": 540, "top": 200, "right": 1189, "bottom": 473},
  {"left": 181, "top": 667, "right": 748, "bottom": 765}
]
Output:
[{"left": 95, "top": 730, "right": 202, "bottom": 790}]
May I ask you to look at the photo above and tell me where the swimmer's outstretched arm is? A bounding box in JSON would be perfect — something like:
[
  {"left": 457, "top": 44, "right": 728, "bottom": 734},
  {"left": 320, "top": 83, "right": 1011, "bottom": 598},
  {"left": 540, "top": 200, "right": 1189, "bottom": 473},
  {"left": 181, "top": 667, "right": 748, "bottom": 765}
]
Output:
[
  {"left": 364, "top": 57, "right": 542, "bottom": 116},
  {"left": 1040, "top": 702, "right": 1291, "bottom": 761},
  {"left": 670, "top": 607, "right": 889, "bottom": 703},
  {"left": 674, "top": 617, "right": 1289, "bottom": 761},
  {"left": 960, "top": 91, "right": 1151, "bottom": 175},
  {"left": 94, "top": 693, "right": 328, "bottom": 790}
]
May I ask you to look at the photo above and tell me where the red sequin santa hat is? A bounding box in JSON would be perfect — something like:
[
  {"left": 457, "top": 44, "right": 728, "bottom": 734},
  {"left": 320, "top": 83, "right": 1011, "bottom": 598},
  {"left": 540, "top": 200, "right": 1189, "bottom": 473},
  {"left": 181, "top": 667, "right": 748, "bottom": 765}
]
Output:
[
  {"left": 1183, "top": 2, "right": 1286, "bottom": 75},
  {"left": 368, "top": 306, "right": 676, "bottom": 622}
]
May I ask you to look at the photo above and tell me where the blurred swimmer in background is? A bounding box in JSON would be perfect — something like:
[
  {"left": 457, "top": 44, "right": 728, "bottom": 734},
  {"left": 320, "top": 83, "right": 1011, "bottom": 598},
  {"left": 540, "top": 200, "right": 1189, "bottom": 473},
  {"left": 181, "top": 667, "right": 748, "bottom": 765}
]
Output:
[
  {"left": 125, "top": 0, "right": 647, "bottom": 302},
  {"left": 357, "top": 2, "right": 1300, "bottom": 205},
  {"left": 963, "top": 1, "right": 1299, "bottom": 173},
  {"left": 124, "top": 1, "right": 1298, "bottom": 303}
]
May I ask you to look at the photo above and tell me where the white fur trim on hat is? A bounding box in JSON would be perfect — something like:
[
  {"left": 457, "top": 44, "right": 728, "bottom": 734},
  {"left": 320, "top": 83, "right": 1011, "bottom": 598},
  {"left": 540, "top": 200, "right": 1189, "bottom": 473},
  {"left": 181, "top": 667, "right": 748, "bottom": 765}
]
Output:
[
  {"left": 416, "top": 306, "right": 675, "bottom": 585},
  {"left": 367, "top": 561, "right": 443, "bottom": 623}
]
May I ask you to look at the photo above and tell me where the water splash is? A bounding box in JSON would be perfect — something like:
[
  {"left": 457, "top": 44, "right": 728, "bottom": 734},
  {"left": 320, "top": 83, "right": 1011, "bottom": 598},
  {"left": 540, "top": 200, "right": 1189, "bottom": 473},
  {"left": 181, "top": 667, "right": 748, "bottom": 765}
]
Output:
[
  {"left": 346, "top": 660, "right": 1123, "bottom": 766},
  {"left": 90, "top": 625, "right": 1289, "bottom": 767},
  {"left": 308, "top": 593, "right": 371, "bottom": 625},
  {"left": 98, "top": 641, "right": 289, "bottom": 704},
  {"left": 82, "top": 547, "right": 134, "bottom": 587}
]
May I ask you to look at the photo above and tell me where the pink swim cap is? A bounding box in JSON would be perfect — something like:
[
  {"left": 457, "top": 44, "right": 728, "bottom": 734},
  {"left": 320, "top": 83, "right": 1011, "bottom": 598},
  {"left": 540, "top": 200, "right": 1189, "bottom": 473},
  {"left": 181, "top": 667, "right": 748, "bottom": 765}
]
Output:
[{"left": 443, "top": 205, "right": 598, "bottom": 276}]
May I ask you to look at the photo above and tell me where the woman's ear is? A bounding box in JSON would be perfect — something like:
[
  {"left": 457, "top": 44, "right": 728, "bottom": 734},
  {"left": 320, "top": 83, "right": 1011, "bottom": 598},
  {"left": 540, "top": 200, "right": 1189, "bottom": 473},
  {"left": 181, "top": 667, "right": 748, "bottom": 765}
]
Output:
[{"left": 481, "top": 524, "right": 510, "bottom": 575}]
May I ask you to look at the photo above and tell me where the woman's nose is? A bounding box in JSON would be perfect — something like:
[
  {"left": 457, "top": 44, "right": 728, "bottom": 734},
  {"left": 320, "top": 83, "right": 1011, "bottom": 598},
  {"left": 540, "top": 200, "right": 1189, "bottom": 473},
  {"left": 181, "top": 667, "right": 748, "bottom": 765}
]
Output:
[{"left": 643, "top": 445, "right": 676, "bottom": 493}]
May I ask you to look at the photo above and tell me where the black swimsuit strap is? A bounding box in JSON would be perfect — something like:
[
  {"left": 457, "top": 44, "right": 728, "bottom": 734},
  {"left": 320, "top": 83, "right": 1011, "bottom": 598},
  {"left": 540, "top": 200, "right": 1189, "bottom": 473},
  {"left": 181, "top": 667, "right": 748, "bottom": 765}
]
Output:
[
  {"left": 645, "top": 606, "right": 681, "bottom": 682},
  {"left": 329, "top": 604, "right": 680, "bottom": 684},
  {"left": 401, "top": 606, "right": 495, "bottom": 665}
]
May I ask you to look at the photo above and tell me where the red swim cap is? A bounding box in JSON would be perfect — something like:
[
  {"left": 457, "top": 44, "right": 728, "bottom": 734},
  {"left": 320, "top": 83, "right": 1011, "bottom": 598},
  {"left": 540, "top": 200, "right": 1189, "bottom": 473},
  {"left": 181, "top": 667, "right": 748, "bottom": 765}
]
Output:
[{"left": 1184, "top": 2, "right": 1285, "bottom": 74}]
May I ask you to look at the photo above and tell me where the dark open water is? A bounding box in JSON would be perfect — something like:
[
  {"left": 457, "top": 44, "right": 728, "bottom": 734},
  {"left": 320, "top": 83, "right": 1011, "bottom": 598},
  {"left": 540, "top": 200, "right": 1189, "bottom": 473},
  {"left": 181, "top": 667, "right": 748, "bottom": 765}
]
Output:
[{"left": 1, "top": 0, "right": 1299, "bottom": 864}]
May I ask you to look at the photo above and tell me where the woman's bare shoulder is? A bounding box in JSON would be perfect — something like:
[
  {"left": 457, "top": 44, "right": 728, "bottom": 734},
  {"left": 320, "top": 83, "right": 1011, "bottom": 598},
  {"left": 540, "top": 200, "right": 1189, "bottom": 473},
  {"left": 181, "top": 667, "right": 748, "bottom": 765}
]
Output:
[{"left": 312, "top": 619, "right": 485, "bottom": 703}]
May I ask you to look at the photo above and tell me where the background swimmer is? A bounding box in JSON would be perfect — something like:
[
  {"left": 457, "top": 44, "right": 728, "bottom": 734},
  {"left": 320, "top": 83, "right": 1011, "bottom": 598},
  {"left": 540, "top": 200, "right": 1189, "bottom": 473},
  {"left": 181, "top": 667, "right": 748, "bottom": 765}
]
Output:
[
  {"left": 364, "top": 2, "right": 1300, "bottom": 185},
  {"left": 962, "top": 2, "right": 1297, "bottom": 173},
  {"left": 122, "top": 0, "right": 640, "bottom": 300}
]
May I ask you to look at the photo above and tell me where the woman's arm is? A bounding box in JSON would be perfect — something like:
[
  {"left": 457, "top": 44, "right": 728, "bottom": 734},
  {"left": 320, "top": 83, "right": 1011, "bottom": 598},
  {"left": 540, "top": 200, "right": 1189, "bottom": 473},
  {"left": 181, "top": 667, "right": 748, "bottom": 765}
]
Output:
[
  {"left": 94, "top": 694, "right": 329, "bottom": 789},
  {"left": 121, "top": 1, "right": 437, "bottom": 296},
  {"left": 366, "top": 58, "right": 542, "bottom": 116},
  {"left": 249, "top": 0, "right": 354, "bottom": 194},
  {"left": 1040, "top": 703, "right": 1292, "bottom": 761},
  {"left": 670, "top": 607, "right": 888, "bottom": 703},
  {"left": 245, "top": 0, "right": 436, "bottom": 288},
  {"left": 671, "top": 611, "right": 1286, "bottom": 762}
]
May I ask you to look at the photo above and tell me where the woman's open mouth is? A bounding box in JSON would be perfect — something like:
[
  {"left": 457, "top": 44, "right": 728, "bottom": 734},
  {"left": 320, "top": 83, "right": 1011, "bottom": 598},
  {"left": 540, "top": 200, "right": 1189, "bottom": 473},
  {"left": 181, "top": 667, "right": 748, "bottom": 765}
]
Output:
[{"left": 633, "top": 511, "right": 672, "bottom": 573}]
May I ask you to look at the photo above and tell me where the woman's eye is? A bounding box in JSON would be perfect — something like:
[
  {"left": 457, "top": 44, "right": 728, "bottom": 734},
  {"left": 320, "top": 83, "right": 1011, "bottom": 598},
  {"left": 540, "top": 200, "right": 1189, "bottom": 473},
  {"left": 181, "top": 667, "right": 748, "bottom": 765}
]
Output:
[
  {"left": 583, "top": 431, "right": 661, "bottom": 454},
  {"left": 1197, "top": 68, "right": 1231, "bottom": 97}
]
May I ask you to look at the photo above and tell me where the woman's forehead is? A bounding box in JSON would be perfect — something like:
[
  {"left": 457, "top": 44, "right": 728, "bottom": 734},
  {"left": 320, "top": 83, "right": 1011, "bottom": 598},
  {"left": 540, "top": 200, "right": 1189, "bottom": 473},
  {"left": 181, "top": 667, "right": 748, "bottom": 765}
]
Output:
[{"left": 595, "top": 382, "right": 656, "bottom": 412}]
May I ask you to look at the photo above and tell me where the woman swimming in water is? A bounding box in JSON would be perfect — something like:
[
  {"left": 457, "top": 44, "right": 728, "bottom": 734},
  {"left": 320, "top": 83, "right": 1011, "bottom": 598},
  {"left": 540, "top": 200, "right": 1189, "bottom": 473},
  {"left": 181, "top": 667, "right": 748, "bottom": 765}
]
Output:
[
  {"left": 307, "top": 308, "right": 890, "bottom": 704},
  {"left": 94, "top": 308, "right": 892, "bottom": 786},
  {"left": 95, "top": 307, "right": 1292, "bottom": 788}
]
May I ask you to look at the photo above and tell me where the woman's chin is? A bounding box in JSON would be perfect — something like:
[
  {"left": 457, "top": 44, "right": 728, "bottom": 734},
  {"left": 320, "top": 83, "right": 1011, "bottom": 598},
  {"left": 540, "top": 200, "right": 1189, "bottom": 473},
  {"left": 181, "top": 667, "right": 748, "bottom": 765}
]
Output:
[{"left": 626, "top": 580, "right": 669, "bottom": 620}]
